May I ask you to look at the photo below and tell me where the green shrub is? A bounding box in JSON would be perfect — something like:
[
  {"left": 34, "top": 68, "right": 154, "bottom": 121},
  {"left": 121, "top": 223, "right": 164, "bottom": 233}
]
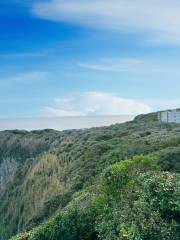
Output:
[
  {"left": 140, "top": 172, "right": 180, "bottom": 222},
  {"left": 25, "top": 206, "right": 97, "bottom": 240},
  {"left": 95, "top": 157, "right": 179, "bottom": 240},
  {"left": 101, "top": 155, "right": 159, "bottom": 198}
]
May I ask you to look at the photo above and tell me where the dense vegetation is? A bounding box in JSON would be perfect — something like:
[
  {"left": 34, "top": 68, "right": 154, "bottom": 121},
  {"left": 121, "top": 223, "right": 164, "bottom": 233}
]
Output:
[{"left": 0, "top": 112, "right": 179, "bottom": 239}]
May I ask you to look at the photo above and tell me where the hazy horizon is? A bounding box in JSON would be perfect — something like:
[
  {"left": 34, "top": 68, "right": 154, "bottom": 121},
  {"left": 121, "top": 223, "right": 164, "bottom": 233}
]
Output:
[{"left": 0, "top": 115, "right": 134, "bottom": 131}]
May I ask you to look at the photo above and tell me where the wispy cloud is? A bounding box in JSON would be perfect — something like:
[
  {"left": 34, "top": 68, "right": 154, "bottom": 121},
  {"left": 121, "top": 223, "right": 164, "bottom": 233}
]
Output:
[
  {"left": 78, "top": 58, "right": 163, "bottom": 73},
  {"left": 44, "top": 91, "right": 152, "bottom": 116},
  {"left": 0, "top": 71, "right": 50, "bottom": 87},
  {"left": 32, "top": 0, "right": 180, "bottom": 45}
]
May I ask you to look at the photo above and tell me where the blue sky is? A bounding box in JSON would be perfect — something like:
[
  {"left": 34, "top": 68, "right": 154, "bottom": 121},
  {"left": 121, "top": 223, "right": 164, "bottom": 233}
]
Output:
[{"left": 1, "top": 0, "right": 180, "bottom": 118}]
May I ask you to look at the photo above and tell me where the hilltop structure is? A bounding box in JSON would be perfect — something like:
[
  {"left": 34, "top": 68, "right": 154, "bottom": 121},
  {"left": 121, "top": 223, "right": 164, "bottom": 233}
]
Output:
[{"left": 158, "top": 109, "right": 180, "bottom": 123}]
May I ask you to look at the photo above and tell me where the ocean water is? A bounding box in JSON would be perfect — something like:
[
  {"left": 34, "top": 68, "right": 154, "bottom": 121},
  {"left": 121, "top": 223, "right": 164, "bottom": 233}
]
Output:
[{"left": 0, "top": 115, "right": 134, "bottom": 131}]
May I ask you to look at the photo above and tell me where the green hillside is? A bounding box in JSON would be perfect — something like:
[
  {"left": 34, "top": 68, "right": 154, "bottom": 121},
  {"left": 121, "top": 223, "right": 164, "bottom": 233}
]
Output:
[{"left": 0, "top": 113, "right": 179, "bottom": 240}]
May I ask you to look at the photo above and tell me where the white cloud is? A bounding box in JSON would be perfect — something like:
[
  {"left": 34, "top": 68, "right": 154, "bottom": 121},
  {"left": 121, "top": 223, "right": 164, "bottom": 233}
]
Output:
[
  {"left": 32, "top": 0, "right": 180, "bottom": 45},
  {"left": 44, "top": 107, "right": 86, "bottom": 117},
  {"left": 78, "top": 58, "right": 162, "bottom": 73},
  {"left": 44, "top": 91, "right": 152, "bottom": 116}
]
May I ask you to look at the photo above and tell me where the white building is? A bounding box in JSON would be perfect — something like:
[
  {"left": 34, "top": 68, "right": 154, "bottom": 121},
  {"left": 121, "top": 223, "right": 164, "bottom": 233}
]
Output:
[{"left": 158, "top": 109, "right": 180, "bottom": 123}]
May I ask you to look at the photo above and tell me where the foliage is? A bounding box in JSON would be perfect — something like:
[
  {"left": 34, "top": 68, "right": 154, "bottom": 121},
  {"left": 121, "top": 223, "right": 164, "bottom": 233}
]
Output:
[
  {"left": 139, "top": 172, "right": 180, "bottom": 221},
  {"left": 1, "top": 113, "right": 180, "bottom": 239},
  {"left": 156, "top": 147, "right": 180, "bottom": 172},
  {"left": 95, "top": 169, "right": 180, "bottom": 240},
  {"left": 11, "top": 156, "right": 180, "bottom": 240},
  {"left": 12, "top": 207, "right": 97, "bottom": 240},
  {"left": 101, "top": 155, "right": 159, "bottom": 198}
]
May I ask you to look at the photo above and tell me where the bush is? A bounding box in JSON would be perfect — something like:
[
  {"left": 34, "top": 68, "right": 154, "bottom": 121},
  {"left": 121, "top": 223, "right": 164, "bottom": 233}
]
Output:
[
  {"left": 140, "top": 172, "right": 180, "bottom": 222},
  {"left": 156, "top": 147, "right": 180, "bottom": 172},
  {"left": 95, "top": 157, "right": 179, "bottom": 240},
  {"left": 101, "top": 155, "right": 159, "bottom": 198},
  {"left": 25, "top": 206, "right": 97, "bottom": 240}
]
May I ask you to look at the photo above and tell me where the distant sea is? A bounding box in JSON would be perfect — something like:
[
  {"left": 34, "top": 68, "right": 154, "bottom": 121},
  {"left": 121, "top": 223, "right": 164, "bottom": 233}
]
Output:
[{"left": 0, "top": 115, "right": 134, "bottom": 131}]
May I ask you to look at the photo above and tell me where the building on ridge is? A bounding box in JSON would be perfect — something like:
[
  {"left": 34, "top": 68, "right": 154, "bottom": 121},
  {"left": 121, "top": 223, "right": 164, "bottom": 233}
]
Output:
[{"left": 158, "top": 109, "right": 180, "bottom": 123}]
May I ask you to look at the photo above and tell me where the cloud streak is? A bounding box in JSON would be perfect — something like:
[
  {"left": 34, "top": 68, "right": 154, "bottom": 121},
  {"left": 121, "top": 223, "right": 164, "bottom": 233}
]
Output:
[
  {"left": 0, "top": 71, "right": 50, "bottom": 87},
  {"left": 78, "top": 58, "right": 163, "bottom": 73},
  {"left": 44, "top": 91, "right": 152, "bottom": 117},
  {"left": 32, "top": 0, "right": 180, "bottom": 45}
]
